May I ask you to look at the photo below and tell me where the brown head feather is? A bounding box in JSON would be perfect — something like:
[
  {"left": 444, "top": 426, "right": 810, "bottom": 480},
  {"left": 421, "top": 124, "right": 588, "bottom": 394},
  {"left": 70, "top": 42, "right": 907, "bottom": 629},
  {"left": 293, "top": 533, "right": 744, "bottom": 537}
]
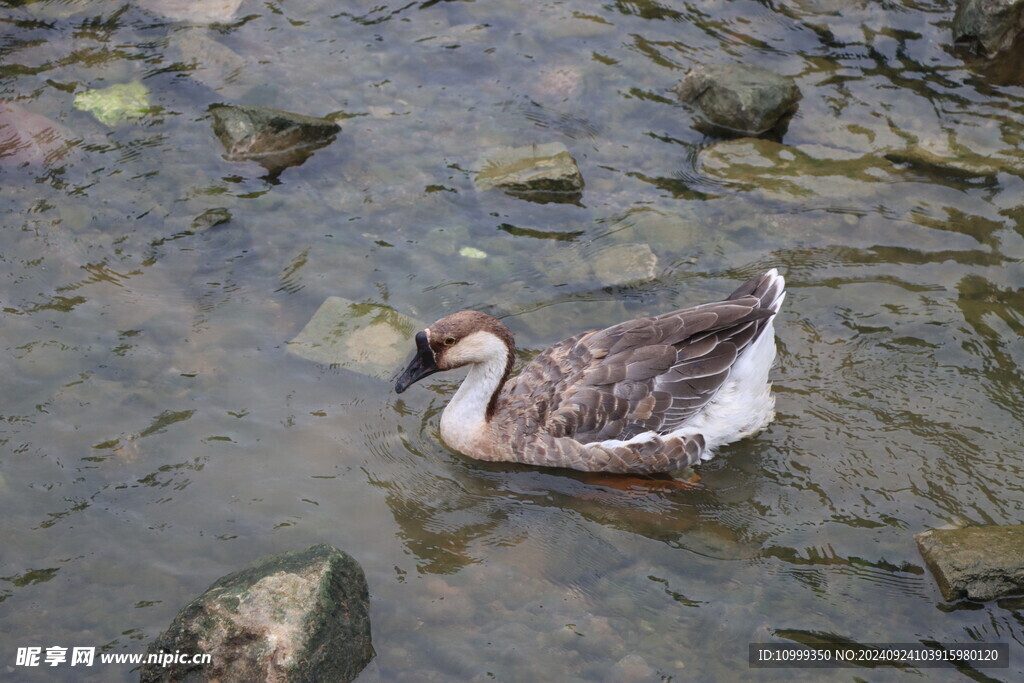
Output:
[{"left": 426, "top": 311, "right": 516, "bottom": 418}]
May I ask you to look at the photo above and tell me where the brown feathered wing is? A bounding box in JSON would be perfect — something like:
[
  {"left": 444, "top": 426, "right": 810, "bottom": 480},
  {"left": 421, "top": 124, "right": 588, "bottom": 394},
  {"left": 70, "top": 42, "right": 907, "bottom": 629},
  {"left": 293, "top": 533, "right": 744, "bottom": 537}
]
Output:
[{"left": 494, "top": 272, "right": 783, "bottom": 472}]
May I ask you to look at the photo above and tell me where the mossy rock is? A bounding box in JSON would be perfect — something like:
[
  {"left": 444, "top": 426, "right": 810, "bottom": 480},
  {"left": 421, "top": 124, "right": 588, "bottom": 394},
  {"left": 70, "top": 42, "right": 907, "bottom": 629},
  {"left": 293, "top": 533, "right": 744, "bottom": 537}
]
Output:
[
  {"left": 140, "top": 544, "right": 373, "bottom": 682},
  {"left": 672, "top": 65, "right": 801, "bottom": 138},
  {"left": 915, "top": 525, "right": 1024, "bottom": 601}
]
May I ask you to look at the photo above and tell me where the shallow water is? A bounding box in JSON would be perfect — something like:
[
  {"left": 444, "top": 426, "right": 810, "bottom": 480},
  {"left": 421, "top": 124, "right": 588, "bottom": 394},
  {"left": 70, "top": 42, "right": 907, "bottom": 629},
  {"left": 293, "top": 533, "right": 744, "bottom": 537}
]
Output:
[{"left": 2, "top": 0, "right": 1023, "bottom": 680}]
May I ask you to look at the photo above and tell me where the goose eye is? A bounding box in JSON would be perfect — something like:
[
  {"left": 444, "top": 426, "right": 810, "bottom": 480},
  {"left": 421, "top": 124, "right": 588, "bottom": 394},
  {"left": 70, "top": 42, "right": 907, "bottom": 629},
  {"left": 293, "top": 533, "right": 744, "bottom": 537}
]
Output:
[{"left": 443, "top": 336, "right": 456, "bottom": 346}]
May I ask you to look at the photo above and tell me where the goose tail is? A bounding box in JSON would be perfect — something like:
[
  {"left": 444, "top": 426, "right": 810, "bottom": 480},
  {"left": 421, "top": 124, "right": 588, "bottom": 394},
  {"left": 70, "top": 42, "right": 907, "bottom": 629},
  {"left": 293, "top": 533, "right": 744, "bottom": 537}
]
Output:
[
  {"left": 689, "top": 268, "right": 785, "bottom": 458},
  {"left": 728, "top": 268, "right": 786, "bottom": 315}
]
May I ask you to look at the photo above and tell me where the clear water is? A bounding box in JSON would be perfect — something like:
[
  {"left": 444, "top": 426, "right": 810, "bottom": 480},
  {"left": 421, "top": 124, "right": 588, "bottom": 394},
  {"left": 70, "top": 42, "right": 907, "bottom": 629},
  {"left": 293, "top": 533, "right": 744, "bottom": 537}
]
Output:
[{"left": 2, "top": 0, "right": 1023, "bottom": 680}]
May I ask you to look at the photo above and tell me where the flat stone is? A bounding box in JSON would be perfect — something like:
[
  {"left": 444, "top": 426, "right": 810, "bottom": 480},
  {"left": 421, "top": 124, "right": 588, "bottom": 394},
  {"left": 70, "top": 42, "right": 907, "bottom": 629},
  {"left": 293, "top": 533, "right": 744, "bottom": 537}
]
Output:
[
  {"left": 287, "top": 296, "right": 423, "bottom": 379},
  {"left": 591, "top": 243, "right": 658, "bottom": 286},
  {"left": 140, "top": 544, "right": 373, "bottom": 682},
  {"left": 475, "top": 142, "right": 584, "bottom": 203},
  {"left": 698, "top": 138, "right": 898, "bottom": 203},
  {"left": 915, "top": 525, "right": 1024, "bottom": 601},
  {"left": 952, "top": 0, "right": 1024, "bottom": 55},
  {"left": 884, "top": 144, "right": 1022, "bottom": 179},
  {"left": 620, "top": 207, "right": 700, "bottom": 252},
  {"left": 672, "top": 64, "right": 801, "bottom": 137}
]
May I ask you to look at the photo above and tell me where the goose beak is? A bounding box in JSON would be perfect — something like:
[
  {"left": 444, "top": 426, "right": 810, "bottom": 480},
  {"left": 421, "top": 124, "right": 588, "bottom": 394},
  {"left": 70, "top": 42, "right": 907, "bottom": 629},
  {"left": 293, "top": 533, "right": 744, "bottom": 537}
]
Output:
[{"left": 395, "top": 331, "right": 438, "bottom": 393}]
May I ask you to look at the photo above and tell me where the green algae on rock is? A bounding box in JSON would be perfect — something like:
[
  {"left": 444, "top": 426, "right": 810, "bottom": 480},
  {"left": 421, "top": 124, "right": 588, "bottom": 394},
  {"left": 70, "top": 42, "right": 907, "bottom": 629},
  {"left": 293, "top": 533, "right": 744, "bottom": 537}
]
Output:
[{"left": 73, "top": 82, "right": 150, "bottom": 126}]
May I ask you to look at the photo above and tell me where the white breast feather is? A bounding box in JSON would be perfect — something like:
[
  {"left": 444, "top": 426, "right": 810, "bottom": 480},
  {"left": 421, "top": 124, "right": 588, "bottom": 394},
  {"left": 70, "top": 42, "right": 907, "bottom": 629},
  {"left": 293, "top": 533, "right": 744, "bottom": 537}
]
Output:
[{"left": 438, "top": 331, "right": 509, "bottom": 458}]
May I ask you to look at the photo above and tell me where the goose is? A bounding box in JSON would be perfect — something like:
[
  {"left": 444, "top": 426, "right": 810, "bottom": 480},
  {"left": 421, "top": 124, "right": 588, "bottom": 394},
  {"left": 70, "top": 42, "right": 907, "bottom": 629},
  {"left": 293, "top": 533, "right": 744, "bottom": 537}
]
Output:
[{"left": 395, "top": 269, "right": 785, "bottom": 474}]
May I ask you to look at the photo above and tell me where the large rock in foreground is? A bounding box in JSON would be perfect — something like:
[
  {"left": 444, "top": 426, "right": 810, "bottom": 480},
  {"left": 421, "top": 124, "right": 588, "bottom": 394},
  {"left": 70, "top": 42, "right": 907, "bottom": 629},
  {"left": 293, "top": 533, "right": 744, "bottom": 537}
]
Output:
[
  {"left": 952, "top": 0, "right": 1024, "bottom": 55},
  {"left": 475, "top": 141, "right": 584, "bottom": 203},
  {"left": 209, "top": 104, "right": 340, "bottom": 175},
  {"left": 672, "top": 65, "right": 801, "bottom": 138},
  {"left": 140, "top": 544, "right": 373, "bottom": 682},
  {"left": 915, "top": 525, "right": 1024, "bottom": 601}
]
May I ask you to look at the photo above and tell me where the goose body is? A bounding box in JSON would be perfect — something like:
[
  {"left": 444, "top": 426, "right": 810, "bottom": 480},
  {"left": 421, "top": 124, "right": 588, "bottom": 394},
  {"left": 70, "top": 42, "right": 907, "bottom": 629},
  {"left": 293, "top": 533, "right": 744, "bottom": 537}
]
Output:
[{"left": 395, "top": 269, "right": 785, "bottom": 473}]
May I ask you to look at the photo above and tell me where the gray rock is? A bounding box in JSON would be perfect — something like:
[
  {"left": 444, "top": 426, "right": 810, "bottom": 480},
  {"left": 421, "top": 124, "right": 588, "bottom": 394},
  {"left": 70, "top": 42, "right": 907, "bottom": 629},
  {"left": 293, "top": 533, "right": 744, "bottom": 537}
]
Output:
[
  {"left": 209, "top": 104, "right": 340, "bottom": 175},
  {"left": 140, "top": 544, "right": 373, "bottom": 682},
  {"left": 672, "top": 65, "right": 802, "bottom": 137},
  {"left": 475, "top": 142, "right": 584, "bottom": 203},
  {"left": 915, "top": 525, "right": 1024, "bottom": 601},
  {"left": 952, "top": 0, "right": 1024, "bottom": 55}
]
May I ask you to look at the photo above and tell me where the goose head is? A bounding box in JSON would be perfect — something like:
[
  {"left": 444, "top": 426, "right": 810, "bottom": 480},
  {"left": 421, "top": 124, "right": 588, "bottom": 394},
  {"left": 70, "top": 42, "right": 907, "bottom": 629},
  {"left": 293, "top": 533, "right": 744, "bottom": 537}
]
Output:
[{"left": 395, "top": 311, "right": 515, "bottom": 393}]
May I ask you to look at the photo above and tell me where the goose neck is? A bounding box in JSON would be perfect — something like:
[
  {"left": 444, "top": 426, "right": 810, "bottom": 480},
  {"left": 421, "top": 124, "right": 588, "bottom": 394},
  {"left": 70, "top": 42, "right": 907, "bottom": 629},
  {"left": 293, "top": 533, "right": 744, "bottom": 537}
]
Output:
[{"left": 439, "top": 335, "right": 512, "bottom": 448}]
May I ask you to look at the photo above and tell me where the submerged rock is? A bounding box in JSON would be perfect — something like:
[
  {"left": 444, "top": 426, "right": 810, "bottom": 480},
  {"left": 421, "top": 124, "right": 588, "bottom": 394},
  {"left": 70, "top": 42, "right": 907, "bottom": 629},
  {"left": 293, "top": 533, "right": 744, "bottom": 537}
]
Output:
[
  {"left": 139, "top": 0, "right": 245, "bottom": 24},
  {"left": 610, "top": 653, "right": 657, "bottom": 680},
  {"left": 671, "top": 65, "right": 801, "bottom": 138},
  {"left": 73, "top": 82, "right": 150, "bottom": 126},
  {"left": 952, "top": 0, "right": 1024, "bottom": 55},
  {"left": 209, "top": 104, "right": 341, "bottom": 175},
  {"left": 168, "top": 28, "right": 248, "bottom": 96},
  {"left": 884, "top": 144, "right": 1022, "bottom": 179},
  {"left": 288, "top": 296, "right": 423, "bottom": 379},
  {"left": 140, "top": 544, "right": 373, "bottom": 682},
  {"left": 191, "top": 207, "right": 232, "bottom": 231},
  {"left": 699, "top": 137, "right": 1023, "bottom": 203},
  {"left": 0, "top": 101, "right": 77, "bottom": 168},
  {"left": 591, "top": 243, "right": 658, "bottom": 287},
  {"left": 915, "top": 525, "right": 1024, "bottom": 601},
  {"left": 532, "top": 65, "right": 583, "bottom": 104},
  {"left": 475, "top": 142, "right": 584, "bottom": 203},
  {"left": 698, "top": 137, "right": 900, "bottom": 202}
]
